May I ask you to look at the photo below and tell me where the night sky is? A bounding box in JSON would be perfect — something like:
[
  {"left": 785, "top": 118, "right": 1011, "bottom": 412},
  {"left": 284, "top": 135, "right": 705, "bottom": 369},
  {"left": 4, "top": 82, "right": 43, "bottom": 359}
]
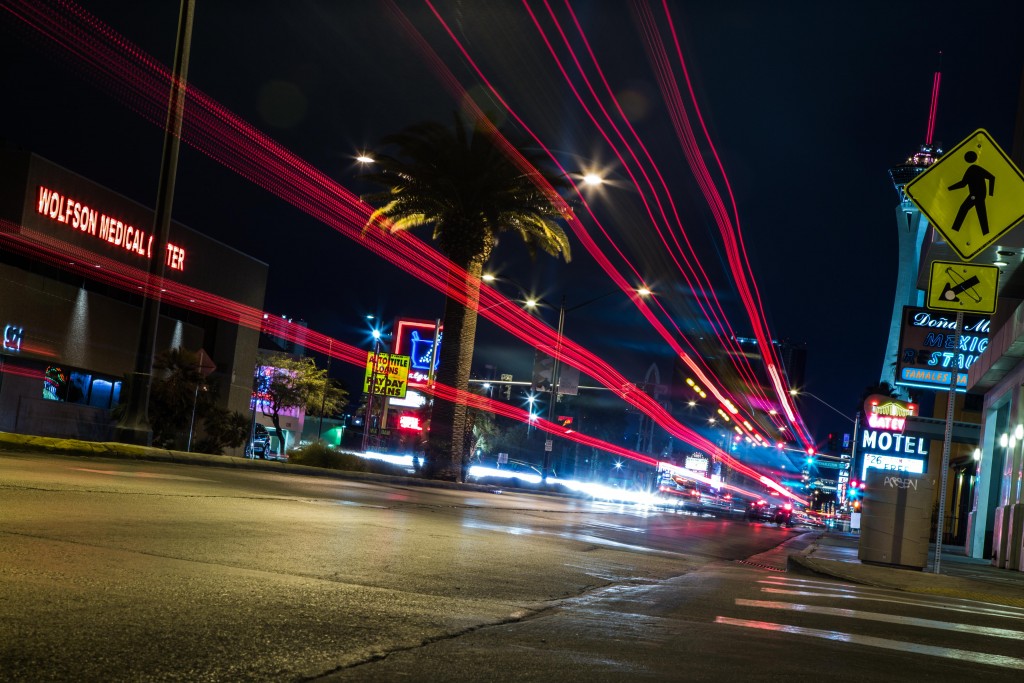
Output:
[{"left": 3, "top": 1, "right": 1024, "bottom": 459}]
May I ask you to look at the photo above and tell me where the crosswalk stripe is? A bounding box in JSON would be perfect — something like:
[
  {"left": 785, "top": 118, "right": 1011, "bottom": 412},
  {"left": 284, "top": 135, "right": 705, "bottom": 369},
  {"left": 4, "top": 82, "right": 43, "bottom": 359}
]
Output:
[
  {"left": 758, "top": 587, "right": 1024, "bottom": 620},
  {"left": 735, "top": 599, "right": 1024, "bottom": 640},
  {"left": 715, "top": 616, "right": 1024, "bottom": 670}
]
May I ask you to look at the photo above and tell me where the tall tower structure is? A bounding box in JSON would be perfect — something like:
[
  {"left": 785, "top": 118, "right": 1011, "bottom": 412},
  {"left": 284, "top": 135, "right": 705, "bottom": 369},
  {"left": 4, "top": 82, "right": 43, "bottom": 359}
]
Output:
[{"left": 880, "top": 70, "right": 944, "bottom": 394}]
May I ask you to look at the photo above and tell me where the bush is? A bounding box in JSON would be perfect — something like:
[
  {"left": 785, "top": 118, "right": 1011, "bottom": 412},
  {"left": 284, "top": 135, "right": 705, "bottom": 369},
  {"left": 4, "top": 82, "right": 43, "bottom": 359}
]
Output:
[{"left": 288, "top": 442, "right": 410, "bottom": 476}]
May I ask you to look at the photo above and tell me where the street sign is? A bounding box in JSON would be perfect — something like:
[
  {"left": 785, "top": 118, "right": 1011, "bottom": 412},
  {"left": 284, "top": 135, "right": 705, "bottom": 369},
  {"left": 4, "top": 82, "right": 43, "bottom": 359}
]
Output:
[
  {"left": 926, "top": 260, "right": 999, "bottom": 314},
  {"left": 905, "top": 129, "right": 1024, "bottom": 261}
]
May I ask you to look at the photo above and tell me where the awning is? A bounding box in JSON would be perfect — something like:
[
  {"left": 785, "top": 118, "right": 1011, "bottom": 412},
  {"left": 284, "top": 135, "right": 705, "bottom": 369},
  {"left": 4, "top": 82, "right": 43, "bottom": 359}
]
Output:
[{"left": 902, "top": 416, "right": 980, "bottom": 445}]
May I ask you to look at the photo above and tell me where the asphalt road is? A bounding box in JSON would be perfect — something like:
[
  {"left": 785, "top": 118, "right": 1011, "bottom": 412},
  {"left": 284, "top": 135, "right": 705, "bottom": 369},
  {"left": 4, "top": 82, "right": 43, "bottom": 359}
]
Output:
[{"left": 2, "top": 452, "right": 1022, "bottom": 681}]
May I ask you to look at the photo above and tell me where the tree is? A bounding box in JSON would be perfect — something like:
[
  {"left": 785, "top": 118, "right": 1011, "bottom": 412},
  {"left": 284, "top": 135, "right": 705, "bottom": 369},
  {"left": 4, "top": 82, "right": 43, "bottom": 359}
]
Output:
[
  {"left": 256, "top": 353, "right": 347, "bottom": 451},
  {"left": 113, "top": 348, "right": 249, "bottom": 453},
  {"left": 363, "top": 117, "right": 572, "bottom": 480},
  {"left": 148, "top": 348, "right": 215, "bottom": 449},
  {"left": 194, "top": 407, "right": 250, "bottom": 455}
]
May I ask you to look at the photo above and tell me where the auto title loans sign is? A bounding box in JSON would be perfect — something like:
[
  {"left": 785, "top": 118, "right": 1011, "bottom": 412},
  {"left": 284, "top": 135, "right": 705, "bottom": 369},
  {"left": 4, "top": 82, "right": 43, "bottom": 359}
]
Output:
[
  {"left": 859, "top": 395, "right": 927, "bottom": 480},
  {"left": 35, "top": 185, "right": 187, "bottom": 271},
  {"left": 362, "top": 352, "right": 411, "bottom": 399},
  {"left": 895, "top": 306, "right": 989, "bottom": 393}
]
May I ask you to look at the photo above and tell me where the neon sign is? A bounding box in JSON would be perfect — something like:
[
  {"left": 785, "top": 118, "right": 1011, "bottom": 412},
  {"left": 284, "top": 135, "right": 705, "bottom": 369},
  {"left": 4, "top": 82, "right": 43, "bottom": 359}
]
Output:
[
  {"left": 393, "top": 319, "right": 442, "bottom": 386},
  {"left": 36, "top": 185, "right": 187, "bottom": 271},
  {"left": 858, "top": 427, "right": 928, "bottom": 479},
  {"left": 3, "top": 324, "right": 23, "bottom": 352},
  {"left": 864, "top": 395, "right": 917, "bottom": 432},
  {"left": 398, "top": 415, "right": 422, "bottom": 431},
  {"left": 895, "top": 307, "right": 989, "bottom": 393}
]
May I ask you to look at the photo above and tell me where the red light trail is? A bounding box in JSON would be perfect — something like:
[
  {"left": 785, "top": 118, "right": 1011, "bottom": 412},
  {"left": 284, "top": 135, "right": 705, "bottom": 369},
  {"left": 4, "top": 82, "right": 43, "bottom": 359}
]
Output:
[
  {"left": 2, "top": 1, "right": 810, "bottom": 501},
  {"left": 406, "top": 0, "right": 783, "bottom": 445},
  {"left": 0, "top": 218, "right": 804, "bottom": 505}
]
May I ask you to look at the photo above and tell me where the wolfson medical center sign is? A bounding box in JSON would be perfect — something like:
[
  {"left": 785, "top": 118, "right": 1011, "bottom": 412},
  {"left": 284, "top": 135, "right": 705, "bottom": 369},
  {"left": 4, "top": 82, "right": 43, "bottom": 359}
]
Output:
[
  {"left": 895, "top": 306, "right": 989, "bottom": 393},
  {"left": 35, "top": 186, "right": 188, "bottom": 271}
]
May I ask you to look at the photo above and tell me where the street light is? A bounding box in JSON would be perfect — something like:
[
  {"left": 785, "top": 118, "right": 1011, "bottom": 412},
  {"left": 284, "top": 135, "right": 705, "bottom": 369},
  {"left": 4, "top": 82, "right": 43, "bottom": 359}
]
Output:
[
  {"left": 361, "top": 328, "right": 383, "bottom": 453},
  {"left": 317, "top": 339, "right": 332, "bottom": 443},
  {"left": 540, "top": 286, "right": 652, "bottom": 481},
  {"left": 186, "top": 380, "right": 206, "bottom": 452},
  {"left": 480, "top": 273, "right": 652, "bottom": 479},
  {"left": 789, "top": 389, "right": 855, "bottom": 425}
]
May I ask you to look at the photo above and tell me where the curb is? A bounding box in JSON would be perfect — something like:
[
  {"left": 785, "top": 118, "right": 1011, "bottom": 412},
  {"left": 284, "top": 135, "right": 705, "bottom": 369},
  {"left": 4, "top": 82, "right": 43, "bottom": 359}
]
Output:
[{"left": 0, "top": 432, "right": 577, "bottom": 498}]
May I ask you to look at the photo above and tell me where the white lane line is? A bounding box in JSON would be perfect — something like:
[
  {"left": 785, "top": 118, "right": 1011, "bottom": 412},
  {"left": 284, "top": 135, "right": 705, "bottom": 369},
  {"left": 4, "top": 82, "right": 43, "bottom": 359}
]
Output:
[
  {"left": 69, "top": 467, "right": 210, "bottom": 482},
  {"left": 759, "top": 587, "right": 1024, "bottom": 620},
  {"left": 758, "top": 577, "right": 851, "bottom": 588},
  {"left": 715, "top": 616, "right": 1024, "bottom": 670},
  {"left": 736, "top": 599, "right": 1024, "bottom": 640}
]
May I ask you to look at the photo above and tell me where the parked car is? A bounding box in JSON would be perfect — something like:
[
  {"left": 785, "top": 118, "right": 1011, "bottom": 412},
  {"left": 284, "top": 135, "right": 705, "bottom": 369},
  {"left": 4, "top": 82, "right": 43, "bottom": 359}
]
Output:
[{"left": 248, "top": 424, "right": 271, "bottom": 458}]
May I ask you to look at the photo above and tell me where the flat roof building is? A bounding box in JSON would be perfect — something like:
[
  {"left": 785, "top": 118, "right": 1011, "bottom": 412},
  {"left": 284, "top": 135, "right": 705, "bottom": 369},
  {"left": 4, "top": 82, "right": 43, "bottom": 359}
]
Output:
[{"left": 0, "top": 147, "right": 267, "bottom": 447}]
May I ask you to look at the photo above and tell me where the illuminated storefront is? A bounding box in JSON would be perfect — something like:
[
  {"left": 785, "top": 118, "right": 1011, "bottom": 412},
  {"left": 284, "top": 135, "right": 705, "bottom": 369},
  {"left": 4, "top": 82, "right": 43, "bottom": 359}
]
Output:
[{"left": 0, "top": 147, "right": 268, "bottom": 443}]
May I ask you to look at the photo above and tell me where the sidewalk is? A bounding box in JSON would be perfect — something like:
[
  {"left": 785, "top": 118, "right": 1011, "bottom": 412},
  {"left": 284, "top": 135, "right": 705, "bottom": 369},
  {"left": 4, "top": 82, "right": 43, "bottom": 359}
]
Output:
[{"left": 788, "top": 530, "right": 1024, "bottom": 608}]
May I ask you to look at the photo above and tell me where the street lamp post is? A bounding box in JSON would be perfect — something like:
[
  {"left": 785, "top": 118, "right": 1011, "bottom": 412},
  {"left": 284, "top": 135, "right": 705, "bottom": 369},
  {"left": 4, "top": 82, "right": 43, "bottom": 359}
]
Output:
[
  {"left": 361, "top": 330, "right": 382, "bottom": 453},
  {"left": 539, "top": 287, "right": 652, "bottom": 481},
  {"left": 114, "top": 0, "right": 195, "bottom": 446},
  {"left": 186, "top": 380, "right": 205, "bottom": 452},
  {"left": 317, "top": 339, "right": 332, "bottom": 443},
  {"left": 480, "top": 273, "right": 651, "bottom": 481},
  {"left": 789, "top": 389, "right": 855, "bottom": 425}
]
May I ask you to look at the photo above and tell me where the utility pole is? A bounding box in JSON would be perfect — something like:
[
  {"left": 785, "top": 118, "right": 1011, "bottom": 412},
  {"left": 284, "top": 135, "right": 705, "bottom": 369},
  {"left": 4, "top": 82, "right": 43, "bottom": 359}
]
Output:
[{"left": 114, "top": 0, "right": 195, "bottom": 445}]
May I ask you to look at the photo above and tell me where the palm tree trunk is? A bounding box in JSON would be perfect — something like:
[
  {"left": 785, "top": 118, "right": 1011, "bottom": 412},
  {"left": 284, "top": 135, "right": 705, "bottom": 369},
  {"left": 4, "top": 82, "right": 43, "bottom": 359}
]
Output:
[{"left": 426, "top": 259, "right": 483, "bottom": 481}]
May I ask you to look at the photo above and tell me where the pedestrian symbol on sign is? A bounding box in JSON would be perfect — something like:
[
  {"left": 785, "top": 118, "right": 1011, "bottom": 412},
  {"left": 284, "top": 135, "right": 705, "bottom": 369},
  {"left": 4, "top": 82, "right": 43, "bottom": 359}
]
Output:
[{"left": 947, "top": 151, "right": 995, "bottom": 235}]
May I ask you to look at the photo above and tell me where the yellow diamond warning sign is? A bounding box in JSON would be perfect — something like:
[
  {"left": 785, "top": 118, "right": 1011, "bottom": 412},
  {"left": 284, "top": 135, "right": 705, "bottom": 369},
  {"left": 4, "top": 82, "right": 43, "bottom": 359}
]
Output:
[
  {"left": 905, "top": 129, "right": 1024, "bottom": 261},
  {"left": 926, "top": 260, "right": 999, "bottom": 315}
]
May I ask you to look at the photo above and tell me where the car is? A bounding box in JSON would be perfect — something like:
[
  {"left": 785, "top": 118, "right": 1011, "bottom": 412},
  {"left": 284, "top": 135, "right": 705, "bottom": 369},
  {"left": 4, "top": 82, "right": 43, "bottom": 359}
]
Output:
[
  {"left": 746, "top": 499, "right": 793, "bottom": 526},
  {"left": 248, "top": 424, "right": 271, "bottom": 458}
]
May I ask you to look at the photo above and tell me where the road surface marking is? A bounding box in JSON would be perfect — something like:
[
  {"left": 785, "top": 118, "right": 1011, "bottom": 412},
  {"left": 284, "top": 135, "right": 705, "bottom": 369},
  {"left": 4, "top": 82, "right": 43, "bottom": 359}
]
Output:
[
  {"left": 758, "top": 587, "right": 1024, "bottom": 620},
  {"left": 715, "top": 616, "right": 1024, "bottom": 670},
  {"left": 735, "top": 599, "right": 1024, "bottom": 640},
  {"left": 70, "top": 467, "right": 210, "bottom": 482}
]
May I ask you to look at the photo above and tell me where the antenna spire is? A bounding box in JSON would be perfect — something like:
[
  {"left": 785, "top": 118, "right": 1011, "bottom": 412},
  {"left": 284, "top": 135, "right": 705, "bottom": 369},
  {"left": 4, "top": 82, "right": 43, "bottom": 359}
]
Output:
[{"left": 925, "top": 51, "right": 943, "bottom": 146}]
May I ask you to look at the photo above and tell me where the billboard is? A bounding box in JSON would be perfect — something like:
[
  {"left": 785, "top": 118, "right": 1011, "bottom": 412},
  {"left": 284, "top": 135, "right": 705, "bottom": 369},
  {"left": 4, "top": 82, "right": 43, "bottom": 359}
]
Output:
[
  {"left": 362, "top": 352, "right": 411, "bottom": 399},
  {"left": 894, "top": 307, "right": 989, "bottom": 393}
]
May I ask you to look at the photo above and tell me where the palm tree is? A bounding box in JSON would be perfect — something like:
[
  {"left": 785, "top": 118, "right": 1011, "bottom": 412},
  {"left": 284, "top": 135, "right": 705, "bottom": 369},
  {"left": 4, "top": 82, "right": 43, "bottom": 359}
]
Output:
[{"left": 363, "top": 118, "right": 572, "bottom": 480}]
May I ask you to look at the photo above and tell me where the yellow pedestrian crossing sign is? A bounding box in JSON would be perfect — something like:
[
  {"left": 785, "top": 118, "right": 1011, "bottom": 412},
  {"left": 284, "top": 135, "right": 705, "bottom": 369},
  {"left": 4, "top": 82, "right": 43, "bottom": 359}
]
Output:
[
  {"left": 926, "top": 260, "right": 999, "bottom": 314},
  {"left": 905, "top": 129, "right": 1024, "bottom": 261}
]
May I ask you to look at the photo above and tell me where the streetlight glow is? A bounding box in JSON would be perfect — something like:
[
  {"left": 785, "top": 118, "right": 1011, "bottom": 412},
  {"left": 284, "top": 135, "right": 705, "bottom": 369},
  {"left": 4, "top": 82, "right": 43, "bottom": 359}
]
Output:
[
  {"left": 356, "top": 154, "right": 375, "bottom": 164},
  {"left": 582, "top": 173, "right": 604, "bottom": 186}
]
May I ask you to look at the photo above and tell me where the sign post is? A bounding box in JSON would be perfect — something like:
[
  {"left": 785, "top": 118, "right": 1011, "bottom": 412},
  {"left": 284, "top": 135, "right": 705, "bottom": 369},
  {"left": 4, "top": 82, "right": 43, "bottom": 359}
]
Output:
[{"left": 933, "top": 312, "right": 961, "bottom": 574}]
